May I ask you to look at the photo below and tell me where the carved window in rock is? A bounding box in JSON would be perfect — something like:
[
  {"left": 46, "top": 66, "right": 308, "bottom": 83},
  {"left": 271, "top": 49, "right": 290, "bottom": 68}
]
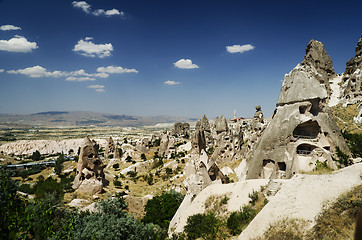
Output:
[
  {"left": 296, "top": 143, "right": 317, "bottom": 156},
  {"left": 262, "top": 159, "right": 275, "bottom": 179},
  {"left": 277, "top": 162, "right": 286, "bottom": 171},
  {"left": 293, "top": 120, "right": 320, "bottom": 140}
]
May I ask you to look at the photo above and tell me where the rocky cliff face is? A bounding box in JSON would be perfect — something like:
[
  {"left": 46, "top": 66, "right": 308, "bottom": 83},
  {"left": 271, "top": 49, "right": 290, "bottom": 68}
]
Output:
[
  {"left": 302, "top": 39, "right": 336, "bottom": 95},
  {"left": 246, "top": 40, "right": 350, "bottom": 179},
  {"left": 341, "top": 36, "right": 362, "bottom": 105},
  {"left": 73, "top": 137, "right": 106, "bottom": 194}
]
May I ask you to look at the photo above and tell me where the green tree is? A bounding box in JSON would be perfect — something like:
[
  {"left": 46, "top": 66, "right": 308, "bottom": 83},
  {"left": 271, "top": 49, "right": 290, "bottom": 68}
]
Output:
[
  {"left": 184, "top": 212, "right": 220, "bottom": 240},
  {"left": 141, "top": 153, "right": 147, "bottom": 161},
  {"left": 54, "top": 153, "right": 65, "bottom": 176},
  {"left": 72, "top": 196, "right": 158, "bottom": 240},
  {"left": 0, "top": 170, "right": 26, "bottom": 239},
  {"left": 32, "top": 150, "right": 41, "bottom": 161},
  {"left": 143, "top": 190, "right": 184, "bottom": 229}
]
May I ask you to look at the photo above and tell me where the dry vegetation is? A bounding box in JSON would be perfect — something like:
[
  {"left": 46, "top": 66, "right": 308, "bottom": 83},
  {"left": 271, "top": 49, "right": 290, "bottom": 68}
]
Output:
[
  {"left": 254, "top": 184, "right": 362, "bottom": 240},
  {"left": 330, "top": 103, "right": 362, "bottom": 134}
]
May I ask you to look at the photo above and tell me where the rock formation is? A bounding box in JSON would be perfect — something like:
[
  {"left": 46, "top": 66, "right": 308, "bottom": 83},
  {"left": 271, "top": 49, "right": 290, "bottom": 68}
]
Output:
[
  {"left": 341, "top": 35, "right": 362, "bottom": 104},
  {"left": 302, "top": 39, "right": 336, "bottom": 94},
  {"left": 214, "top": 115, "right": 228, "bottom": 134},
  {"left": 73, "top": 137, "right": 106, "bottom": 194},
  {"left": 172, "top": 122, "right": 190, "bottom": 138},
  {"left": 136, "top": 137, "right": 150, "bottom": 153},
  {"left": 246, "top": 40, "right": 350, "bottom": 179},
  {"left": 105, "top": 137, "right": 115, "bottom": 158}
]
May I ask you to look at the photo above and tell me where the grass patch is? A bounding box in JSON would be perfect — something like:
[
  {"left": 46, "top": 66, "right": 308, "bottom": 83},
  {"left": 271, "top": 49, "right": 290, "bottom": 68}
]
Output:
[{"left": 308, "top": 184, "right": 362, "bottom": 240}]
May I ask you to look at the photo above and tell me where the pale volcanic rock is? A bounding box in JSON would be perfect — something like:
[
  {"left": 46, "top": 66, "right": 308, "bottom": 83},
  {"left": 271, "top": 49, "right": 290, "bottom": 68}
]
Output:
[
  {"left": 246, "top": 41, "right": 349, "bottom": 180},
  {"left": 73, "top": 137, "right": 106, "bottom": 194},
  {"left": 0, "top": 139, "right": 84, "bottom": 155},
  {"left": 239, "top": 163, "right": 362, "bottom": 240}
]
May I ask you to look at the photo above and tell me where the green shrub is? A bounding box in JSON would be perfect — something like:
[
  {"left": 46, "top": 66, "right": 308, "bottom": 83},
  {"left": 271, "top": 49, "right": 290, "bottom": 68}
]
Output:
[
  {"left": 184, "top": 212, "right": 220, "bottom": 239},
  {"left": 249, "top": 190, "right": 259, "bottom": 206},
  {"left": 34, "top": 177, "right": 64, "bottom": 202},
  {"left": 125, "top": 155, "right": 132, "bottom": 162},
  {"left": 32, "top": 150, "right": 41, "bottom": 161},
  {"left": 227, "top": 205, "right": 257, "bottom": 235},
  {"left": 72, "top": 196, "right": 158, "bottom": 240},
  {"left": 114, "top": 179, "right": 122, "bottom": 188},
  {"left": 54, "top": 153, "right": 65, "bottom": 176},
  {"left": 113, "top": 163, "right": 120, "bottom": 169},
  {"left": 143, "top": 190, "right": 184, "bottom": 229},
  {"left": 141, "top": 153, "right": 147, "bottom": 160},
  {"left": 342, "top": 131, "right": 362, "bottom": 158},
  {"left": 19, "top": 183, "right": 36, "bottom": 194}
]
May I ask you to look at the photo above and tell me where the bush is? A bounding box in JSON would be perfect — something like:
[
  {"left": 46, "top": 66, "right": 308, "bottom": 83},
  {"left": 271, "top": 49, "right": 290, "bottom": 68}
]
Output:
[
  {"left": 125, "top": 155, "right": 132, "bottom": 162},
  {"left": 72, "top": 196, "right": 158, "bottom": 240},
  {"left": 342, "top": 131, "right": 362, "bottom": 158},
  {"left": 249, "top": 190, "right": 259, "bottom": 206},
  {"left": 141, "top": 153, "right": 147, "bottom": 160},
  {"left": 227, "top": 205, "right": 257, "bottom": 235},
  {"left": 54, "top": 153, "right": 65, "bottom": 176},
  {"left": 113, "top": 163, "right": 120, "bottom": 170},
  {"left": 114, "top": 179, "right": 122, "bottom": 188},
  {"left": 34, "top": 177, "right": 64, "bottom": 202},
  {"left": 184, "top": 212, "right": 220, "bottom": 239},
  {"left": 127, "top": 170, "right": 137, "bottom": 178},
  {"left": 32, "top": 150, "right": 41, "bottom": 161},
  {"left": 19, "top": 183, "right": 36, "bottom": 194},
  {"left": 143, "top": 190, "right": 184, "bottom": 229}
]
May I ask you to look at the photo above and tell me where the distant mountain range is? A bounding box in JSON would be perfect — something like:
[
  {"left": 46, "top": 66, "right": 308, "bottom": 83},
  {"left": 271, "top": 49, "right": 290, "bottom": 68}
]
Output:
[{"left": 0, "top": 111, "right": 196, "bottom": 128}]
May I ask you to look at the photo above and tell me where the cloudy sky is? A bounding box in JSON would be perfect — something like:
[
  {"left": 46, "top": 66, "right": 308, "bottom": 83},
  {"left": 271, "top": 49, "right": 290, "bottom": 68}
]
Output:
[{"left": 0, "top": 0, "right": 361, "bottom": 118}]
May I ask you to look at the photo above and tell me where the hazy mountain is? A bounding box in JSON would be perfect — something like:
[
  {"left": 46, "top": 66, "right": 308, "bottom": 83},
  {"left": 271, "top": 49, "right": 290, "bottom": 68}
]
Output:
[{"left": 0, "top": 111, "right": 194, "bottom": 127}]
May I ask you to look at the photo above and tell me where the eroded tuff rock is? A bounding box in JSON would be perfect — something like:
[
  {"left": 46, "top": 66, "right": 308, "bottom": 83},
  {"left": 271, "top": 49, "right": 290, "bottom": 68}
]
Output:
[
  {"left": 105, "top": 137, "right": 115, "bottom": 158},
  {"left": 302, "top": 39, "right": 336, "bottom": 94},
  {"left": 159, "top": 131, "right": 177, "bottom": 158},
  {"left": 214, "top": 115, "right": 228, "bottom": 134},
  {"left": 136, "top": 137, "right": 150, "bottom": 153},
  {"left": 172, "top": 122, "right": 190, "bottom": 138},
  {"left": 73, "top": 137, "right": 106, "bottom": 194},
  {"left": 342, "top": 36, "right": 362, "bottom": 104},
  {"left": 246, "top": 40, "right": 350, "bottom": 180}
]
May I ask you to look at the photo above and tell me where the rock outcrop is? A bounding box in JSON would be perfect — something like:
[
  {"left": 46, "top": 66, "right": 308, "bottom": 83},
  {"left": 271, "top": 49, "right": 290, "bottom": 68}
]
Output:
[
  {"left": 341, "top": 35, "right": 362, "bottom": 104},
  {"left": 302, "top": 39, "right": 336, "bottom": 94},
  {"left": 246, "top": 40, "right": 350, "bottom": 179},
  {"left": 105, "top": 137, "right": 115, "bottom": 158},
  {"left": 172, "top": 122, "right": 190, "bottom": 138},
  {"left": 73, "top": 137, "right": 106, "bottom": 194}
]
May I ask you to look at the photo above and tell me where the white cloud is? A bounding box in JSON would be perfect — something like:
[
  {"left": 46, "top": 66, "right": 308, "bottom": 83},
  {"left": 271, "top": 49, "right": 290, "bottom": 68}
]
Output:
[
  {"left": 173, "top": 59, "right": 199, "bottom": 69},
  {"left": 0, "top": 69, "right": 4, "bottom": 73},
  {"left": 164, "top": 80, "right": 180, "bottom": 85},
  {"left": 72, "top": 1, "right": 124, "bottom": 17},
  {"left": 0, "top": 36, "right": 38, "bottom": 53},
  {"left": 88, "top": 84, "right": 105, "bottom": 92},
  {"left": 88, "top": 84, "right": 104, "bottom": 89},
  {"left": 72, "top": 1, "right": 91, "bottom": 13},
  {"left": 0, "top": 25, "right": 21, "bottom": 31},
  {"left": 7, "top": 66, "right": 109, "bottom": 80},
  {"left": 73, "top": 38, "right": 113, "bottom": 58},
  {"left": 226, "top": 44, "right": 254, "bottom": 54},
  {"left": 69, "top": 69, "right": 109, "bottom": 78},
  {"left": 97, "top": 66, "right": 138, "bottom": 74},
  {"left": 66, "top": 76, "right": 96, "bottom": 81},
  {"left": 7, "top": 66, "right": 65, "bottom": 78}
]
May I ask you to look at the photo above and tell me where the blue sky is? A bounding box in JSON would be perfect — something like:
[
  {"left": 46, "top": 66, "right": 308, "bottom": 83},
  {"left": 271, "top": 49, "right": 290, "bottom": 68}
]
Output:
[{"left": 0, "top": 0, "right": 361, "bottom": 118}]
